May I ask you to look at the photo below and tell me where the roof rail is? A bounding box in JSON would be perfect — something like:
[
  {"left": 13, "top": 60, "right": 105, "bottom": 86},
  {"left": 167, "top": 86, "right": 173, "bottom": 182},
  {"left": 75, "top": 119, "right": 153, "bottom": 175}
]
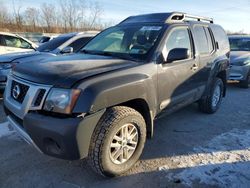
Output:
[{"left": 167, "top": 12, "right": 214, "bottom": 24}]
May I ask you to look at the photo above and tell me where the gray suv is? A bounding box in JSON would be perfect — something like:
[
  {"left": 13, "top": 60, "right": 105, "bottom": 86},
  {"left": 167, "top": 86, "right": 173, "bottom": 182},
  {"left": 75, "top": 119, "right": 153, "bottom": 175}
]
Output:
[
  {"left": 4, "top": 12, "right": 230, "bottom": 177},
  {"left": 229, "top": 35, "right": 250, "bottom": 88}
]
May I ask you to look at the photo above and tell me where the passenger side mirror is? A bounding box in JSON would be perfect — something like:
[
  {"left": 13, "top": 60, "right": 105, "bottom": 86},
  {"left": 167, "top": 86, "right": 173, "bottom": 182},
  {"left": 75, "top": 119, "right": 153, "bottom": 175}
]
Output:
[
  {"left": 61, "top": 47, "right": 73, "bottom": 54},
  {"left": 166, "top": 48, "right": 190, "bottom": 63}
]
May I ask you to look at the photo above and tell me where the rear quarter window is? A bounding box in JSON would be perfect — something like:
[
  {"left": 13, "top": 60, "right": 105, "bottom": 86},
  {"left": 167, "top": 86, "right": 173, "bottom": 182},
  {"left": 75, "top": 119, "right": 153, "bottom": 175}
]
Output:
[{"left": 210, "top": 25, "right": 230, "bottom": 54}]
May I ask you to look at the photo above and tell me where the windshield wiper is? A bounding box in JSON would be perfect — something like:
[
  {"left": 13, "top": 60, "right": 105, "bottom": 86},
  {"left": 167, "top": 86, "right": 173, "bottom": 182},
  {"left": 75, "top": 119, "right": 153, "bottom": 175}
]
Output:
[{"left": 81, "top": 50, "right": 139, "bottom": 61}]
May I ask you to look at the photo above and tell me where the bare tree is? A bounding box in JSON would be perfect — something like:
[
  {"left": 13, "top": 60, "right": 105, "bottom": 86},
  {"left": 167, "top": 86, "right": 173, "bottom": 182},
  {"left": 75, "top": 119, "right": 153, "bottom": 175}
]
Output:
[
  {"left": 88, "top": 1, "right": 103, "bottom": 29},
  {"left": 0, "top": 0, "right": 105, "bottom": 33},
  {"left": 12, "top": 0, "right": 23, "bottom": 29},
  {"left": 24, "top": 7, "right": 40, "bottom": 30},
  {"left": 0, "top": 2, "right": 9, "bottom": 27},
  {"left": 40, "top": 3, "right": 57, "bottom": 32},
  {"left": 59, "top": 0, "right": 87, "bottom": 32}
]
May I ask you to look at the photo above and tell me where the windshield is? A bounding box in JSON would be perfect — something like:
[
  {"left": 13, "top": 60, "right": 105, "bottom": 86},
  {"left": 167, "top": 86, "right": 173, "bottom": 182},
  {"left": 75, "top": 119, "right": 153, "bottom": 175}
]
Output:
[
  {"left": 37, "top": 36, "right": 72, "bottom": 52},
  {"left": 82, "top": 25, "right": 163, "bottom": 61},
  {"left": 229, "top": 37, "right": 250, "bottom": 51}
]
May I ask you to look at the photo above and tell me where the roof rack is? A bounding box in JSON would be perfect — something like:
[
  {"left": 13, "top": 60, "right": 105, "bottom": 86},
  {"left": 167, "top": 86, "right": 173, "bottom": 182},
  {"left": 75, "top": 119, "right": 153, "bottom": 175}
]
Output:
[{"left": 167, "top": 12, "right": 214, "bottom": 24}]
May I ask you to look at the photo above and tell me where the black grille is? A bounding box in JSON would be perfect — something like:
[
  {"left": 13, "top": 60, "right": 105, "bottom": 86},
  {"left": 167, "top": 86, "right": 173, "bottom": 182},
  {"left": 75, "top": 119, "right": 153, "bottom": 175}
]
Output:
[
  {"left": 11, "top": 80, "right": 29, "bottom": 103},
  {"left": 34, "top": 89, "right": 46, "bottom": 106}
]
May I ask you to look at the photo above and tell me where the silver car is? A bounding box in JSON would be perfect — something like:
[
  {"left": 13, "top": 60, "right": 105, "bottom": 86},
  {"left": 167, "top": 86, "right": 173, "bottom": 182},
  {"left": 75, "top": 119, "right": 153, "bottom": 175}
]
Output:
[
  {"left": 0, "top": 31, "right": 98, "bottom": 91},
  {"left": 229, "top": 35, "right": 250, "bottom": 88}
]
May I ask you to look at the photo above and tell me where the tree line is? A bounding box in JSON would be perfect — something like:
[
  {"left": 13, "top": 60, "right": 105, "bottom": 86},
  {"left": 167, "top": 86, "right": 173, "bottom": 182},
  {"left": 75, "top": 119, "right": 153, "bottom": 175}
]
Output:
[{"left": 0, "top": 0, "right": 113, "bottom": 33}]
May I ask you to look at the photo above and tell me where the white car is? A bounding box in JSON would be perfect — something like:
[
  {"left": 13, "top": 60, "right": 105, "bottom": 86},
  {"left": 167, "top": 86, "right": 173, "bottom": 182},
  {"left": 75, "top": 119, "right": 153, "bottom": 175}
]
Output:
[{"left": 0, "top": 32, "right": 37, "bottom": 55}]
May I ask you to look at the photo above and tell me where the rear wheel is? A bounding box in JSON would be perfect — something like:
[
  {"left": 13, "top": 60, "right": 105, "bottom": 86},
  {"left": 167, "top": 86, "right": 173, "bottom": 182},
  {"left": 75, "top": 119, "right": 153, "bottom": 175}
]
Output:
[
  {"left": 88, "top": 106, "right": 146, "bottom": 177},
  {"left": 199, "top": 78, "right": 224, "bottom": 114},
  {"left": 239, "top": 72, "right": 250, "bottom": 88}
]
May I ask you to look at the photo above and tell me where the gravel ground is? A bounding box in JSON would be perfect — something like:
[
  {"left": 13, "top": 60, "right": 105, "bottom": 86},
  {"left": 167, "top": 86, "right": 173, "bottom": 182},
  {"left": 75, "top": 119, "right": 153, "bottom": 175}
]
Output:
[{"left": 0, "top": 84, "right": 249, "bottom": 188}]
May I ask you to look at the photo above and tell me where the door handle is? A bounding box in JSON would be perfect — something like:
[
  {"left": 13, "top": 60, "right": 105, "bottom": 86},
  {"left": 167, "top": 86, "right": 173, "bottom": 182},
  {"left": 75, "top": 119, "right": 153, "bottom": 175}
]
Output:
[{"left": 191, "top": 64, "right": 199, "bottom": 71}]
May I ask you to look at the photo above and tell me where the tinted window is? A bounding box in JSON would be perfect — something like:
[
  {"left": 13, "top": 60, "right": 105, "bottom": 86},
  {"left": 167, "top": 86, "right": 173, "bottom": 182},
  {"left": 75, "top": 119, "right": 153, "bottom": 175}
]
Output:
[
  {"left": 210, "top": 25, "right": 229, "bottom": 54},
  {"left": 37, "top": 36, "right": 71, "bottom": 52},
  {"left": 165, "top": 28, "right": 191, "bottom": 57},
  {"left": 3, "top": 35, "right": 32, "bottom": 49},
  {"left": 194, "top": 26, "right": 211, "bottom": 55},
  {"left": 39, "top": 36, "right": 51, "bottom": 43},
  {"left": 229, "top": 38, "right": 250, "bottom": 51},
  {"left": 68, "top": 37, "right": 92, "bottom": 52},
  {"left": 0, "top": 35, "right": 4, "bottom": 46},
  {"left": 204, "top": 27, "right": 214, "bottom": 53}
]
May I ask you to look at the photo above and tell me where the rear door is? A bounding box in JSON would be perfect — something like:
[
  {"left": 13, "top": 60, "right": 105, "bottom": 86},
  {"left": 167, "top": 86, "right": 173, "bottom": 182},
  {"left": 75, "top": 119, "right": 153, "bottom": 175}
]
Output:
[
  {"left": 191, "top": 25, "right": 216, "bottom": 88},
  {"left": 157, "top": 26, "right": 200, "bottom": 111}
]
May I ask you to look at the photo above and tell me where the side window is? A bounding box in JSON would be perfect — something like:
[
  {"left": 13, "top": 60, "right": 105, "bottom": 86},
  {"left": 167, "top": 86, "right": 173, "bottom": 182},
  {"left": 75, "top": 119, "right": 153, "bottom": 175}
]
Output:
[
  {"left": 204, "top": 27, "right": 214, "bottom": 53},
  {"left": 210, "top": 25, "right": 230, "bottom": 54},
  {"left": 3, "top": 36, "right": 32, "bottom": 49},
  {"left": 19, "top": 38, "right": 32, "bottom": 49},
  {"left": 164, "top": 28, "right": 192, "bottom": 60},
  {"left": 194, "top": 26, "right": 213, "bottom": 55},
  {"left": 68, "top": 37, "right": 92, "bottom": 52},
  {"left": 0, "top": 35, "right": 4, "bottom": 46}
]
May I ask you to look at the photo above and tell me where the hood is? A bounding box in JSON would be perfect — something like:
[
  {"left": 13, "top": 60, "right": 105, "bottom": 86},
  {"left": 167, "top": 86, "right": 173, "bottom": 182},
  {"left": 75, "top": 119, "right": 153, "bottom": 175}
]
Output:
[
  {"left": 0, "top": 51, "right": 55, "bottom": 63},
  {"left": 12, "top": 53, "right": 138, "bottom": 88},
  {"left": 230, "top": 51, "right": 250, "bottom": 65}
]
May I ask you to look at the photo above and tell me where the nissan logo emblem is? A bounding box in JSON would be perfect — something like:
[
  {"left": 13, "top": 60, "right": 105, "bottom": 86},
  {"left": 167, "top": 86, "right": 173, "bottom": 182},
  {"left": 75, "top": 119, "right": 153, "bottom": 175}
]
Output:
[{"left": 12, "top": 85, "right": 21, "bottom": 99}]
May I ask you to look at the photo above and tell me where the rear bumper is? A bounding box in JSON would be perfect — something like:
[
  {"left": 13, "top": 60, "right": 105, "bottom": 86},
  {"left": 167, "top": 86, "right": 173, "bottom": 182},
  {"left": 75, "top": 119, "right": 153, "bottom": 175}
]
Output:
[
  {"left": 5, "top": 106, "right": 105, "bottom": 160},
  {"left": 229, "top": 65, "right": 250, "bottom": 81}
]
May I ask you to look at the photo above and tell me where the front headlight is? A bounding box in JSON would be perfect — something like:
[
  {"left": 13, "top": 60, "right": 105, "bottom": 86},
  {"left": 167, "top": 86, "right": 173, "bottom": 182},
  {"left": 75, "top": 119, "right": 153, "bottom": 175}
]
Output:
[
  {"left": 44, "top": 88, "right": 81, "bottom": 114},
  {"left": 0, "top": 63, "right": 12, "bottom": 70}
]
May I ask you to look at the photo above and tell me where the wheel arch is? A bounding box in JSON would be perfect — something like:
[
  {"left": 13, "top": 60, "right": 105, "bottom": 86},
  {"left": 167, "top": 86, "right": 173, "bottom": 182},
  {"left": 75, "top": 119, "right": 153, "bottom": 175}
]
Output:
[{"left": 119, "top": 98, "right": 154, "bottom": 138}]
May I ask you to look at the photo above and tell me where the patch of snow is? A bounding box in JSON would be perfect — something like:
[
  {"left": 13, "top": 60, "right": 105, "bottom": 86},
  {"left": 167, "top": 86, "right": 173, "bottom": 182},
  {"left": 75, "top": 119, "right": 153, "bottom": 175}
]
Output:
[
  {"left": 0, "top": 121, "right": 13, "bottom": 138},
  {"left": 160, "top": 129, "right": 250, "bottom": 188}
]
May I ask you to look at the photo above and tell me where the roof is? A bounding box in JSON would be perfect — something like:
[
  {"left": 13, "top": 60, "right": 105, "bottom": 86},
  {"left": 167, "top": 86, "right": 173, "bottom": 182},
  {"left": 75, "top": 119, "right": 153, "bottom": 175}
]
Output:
[
  {"left": 0, "top": 32, "right": 19, "bottom": 37},
  {"left": 119, "top": 12, "right": 213, "bottom": 25}
]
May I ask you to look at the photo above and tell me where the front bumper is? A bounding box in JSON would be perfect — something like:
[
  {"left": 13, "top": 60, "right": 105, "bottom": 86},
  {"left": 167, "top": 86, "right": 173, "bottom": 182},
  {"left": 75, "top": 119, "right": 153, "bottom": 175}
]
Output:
[
  {"left": 4, "top": 106, "right": 105, "bottom": 160},
  {"left": 229, "top": 65, "right": 250, "bottom": 81}
]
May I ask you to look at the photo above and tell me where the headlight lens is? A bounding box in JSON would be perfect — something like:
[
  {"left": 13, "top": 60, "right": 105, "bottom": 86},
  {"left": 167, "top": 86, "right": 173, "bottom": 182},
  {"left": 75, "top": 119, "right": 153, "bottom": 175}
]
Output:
[
  {"left": 44, "top": 88, "right": 81, "bottom": 114},
  {"left": 0, "top": 63, "right": 12, "bottom": 70}
]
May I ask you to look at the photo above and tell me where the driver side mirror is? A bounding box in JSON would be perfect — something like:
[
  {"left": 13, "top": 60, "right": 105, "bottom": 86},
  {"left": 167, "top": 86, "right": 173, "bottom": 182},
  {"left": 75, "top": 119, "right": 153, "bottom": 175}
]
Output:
[
  {"left": 166, "top": 48, "right": 190, "bottom": 63},
  {"left": 61, "top": 47, "right": 73, "bottom": 54}
]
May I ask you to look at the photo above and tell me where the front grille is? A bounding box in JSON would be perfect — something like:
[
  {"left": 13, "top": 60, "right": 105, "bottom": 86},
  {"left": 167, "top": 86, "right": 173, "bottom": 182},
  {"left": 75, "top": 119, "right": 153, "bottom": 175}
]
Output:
[
  {"left": 11, "top": 80, "right": 29, "bottom": 103},
  {"left": 34, "top": 89, "right": 46, "bottom": 106}
]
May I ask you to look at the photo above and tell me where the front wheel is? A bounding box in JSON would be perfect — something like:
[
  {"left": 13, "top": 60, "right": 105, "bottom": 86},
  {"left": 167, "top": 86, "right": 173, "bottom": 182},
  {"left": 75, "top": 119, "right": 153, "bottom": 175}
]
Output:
[
  {"left": 199, "top": 78, "right": 224, "bottom": 114},
  {"left": 88, "top": 106, "right": 146, "bottom": 177}
]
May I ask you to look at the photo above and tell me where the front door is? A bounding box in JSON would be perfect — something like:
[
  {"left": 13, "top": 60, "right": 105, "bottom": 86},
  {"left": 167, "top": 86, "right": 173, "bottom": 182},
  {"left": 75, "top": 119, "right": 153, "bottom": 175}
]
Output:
[{"left": 157, "top": 26, "right": 200, "bottom": 111}]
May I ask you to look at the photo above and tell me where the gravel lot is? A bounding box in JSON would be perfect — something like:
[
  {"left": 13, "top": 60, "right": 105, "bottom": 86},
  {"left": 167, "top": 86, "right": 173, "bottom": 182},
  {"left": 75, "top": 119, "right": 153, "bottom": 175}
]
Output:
[{"left": 0, "top": 84, "right": 249, "bottom": 188}]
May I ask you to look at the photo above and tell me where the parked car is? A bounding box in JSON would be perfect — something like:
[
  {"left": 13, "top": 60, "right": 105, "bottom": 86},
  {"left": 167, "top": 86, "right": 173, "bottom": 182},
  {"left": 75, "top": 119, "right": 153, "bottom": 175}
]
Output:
[
  {"left": 0, "top": 31, "right": 98, "bottom": 91},
  {"left": 3, "top": 12, "right": 230, "bottom": 177},
  {"left": 38, "top": 35, "right": 58, "bottom": 45},
  {"left": 228, "top": 35, "right": 250, "bottom": 88},
  {"left": 0, "top": 32, "right": 37, "bottom": 55}
]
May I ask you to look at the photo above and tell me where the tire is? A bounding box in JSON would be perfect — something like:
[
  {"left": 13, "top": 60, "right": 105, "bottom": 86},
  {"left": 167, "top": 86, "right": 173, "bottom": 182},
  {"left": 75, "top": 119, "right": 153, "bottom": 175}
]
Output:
[
  {"left": 88, "top": 106, "right": 146, "bottom": 177},
  {"left": 239, "top": 73, "right": 250, "bottom": 88},
  {"left": 199, "top": 77, "right": 224, "bottom": 114}
]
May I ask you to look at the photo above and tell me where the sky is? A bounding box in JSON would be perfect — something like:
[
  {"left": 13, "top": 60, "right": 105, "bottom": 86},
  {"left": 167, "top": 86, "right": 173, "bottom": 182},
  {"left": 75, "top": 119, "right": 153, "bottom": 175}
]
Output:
[{"left": 2, "top": 0, "right": 250, "bottom": 33}]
